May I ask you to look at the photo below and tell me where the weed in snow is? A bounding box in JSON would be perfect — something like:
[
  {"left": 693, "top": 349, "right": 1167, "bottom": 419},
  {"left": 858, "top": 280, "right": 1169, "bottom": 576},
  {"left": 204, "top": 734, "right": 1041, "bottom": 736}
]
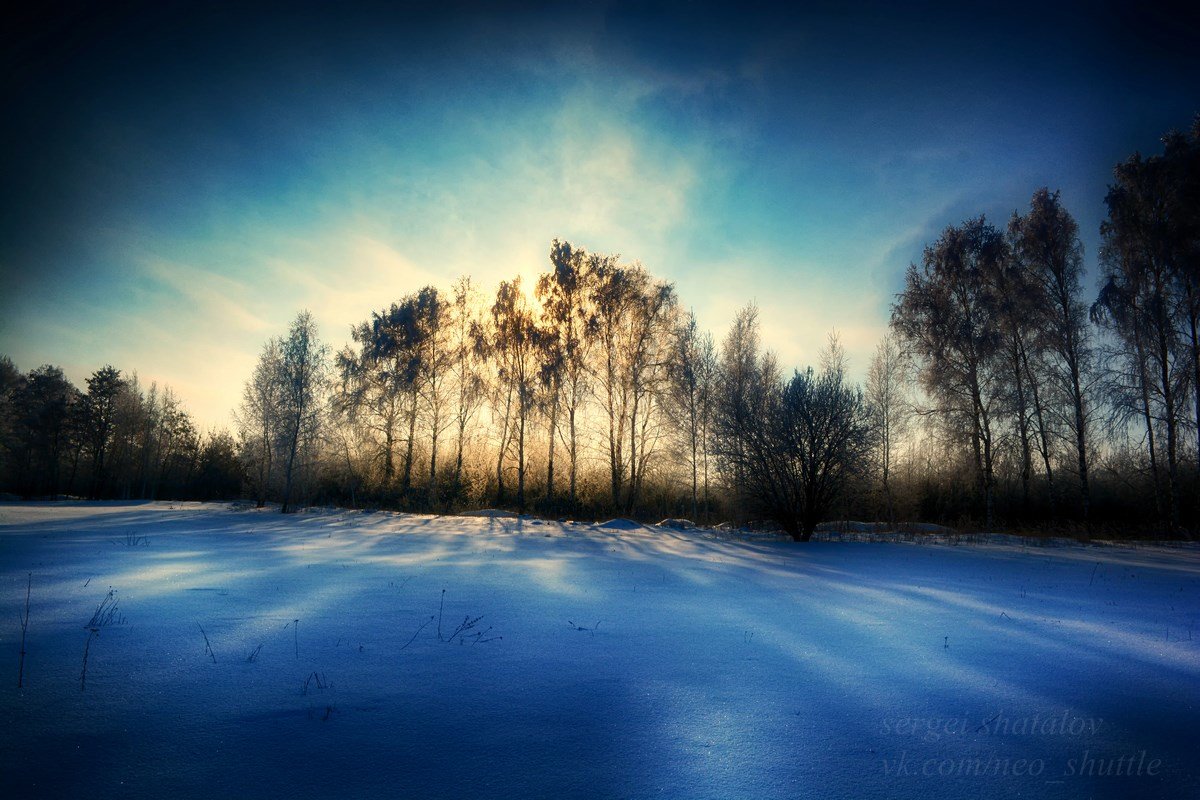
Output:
[
  {"left": 86, "top": 589, "right": 123, "bottom": 629},
  {"left": 80, "top": 588, "right": 123, "bottom": 691},
  {"left": 568, "top": 620, "right": 601, "bottom": 637},
  {"left": 17, "top": 573, "right": 31, "bottom": 688},
  {"left": 284, "top": 618, "right": 299, "bottom": 659},
  {"left": 198, "top": 625, "right": 216, "bottom": 663},
  {"left": 301, "top": 671, "right": 332, "bottom": 695},
  {"left": 436, "top": 589, "right": 501, "bottom": 645},
  {"left": 445, "top": 614, "right": 487, "bottom": 644},
  {"left": 401, "top": 616, "right": 434, "bottom": 651}
]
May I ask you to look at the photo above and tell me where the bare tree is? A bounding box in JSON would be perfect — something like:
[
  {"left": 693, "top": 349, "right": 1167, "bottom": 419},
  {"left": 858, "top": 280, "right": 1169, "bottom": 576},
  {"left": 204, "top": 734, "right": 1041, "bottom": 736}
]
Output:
[
  {"left": 625, "top": 274, "right": 676, "bottom": 513},
  {"left": 449, "top": 276, "right": 487, "bottom": 492},
  {"left": 589, "top": 257, "right": 676, "bottom": 511},
  {"left": 537, "top": 240, "right": 596, "bottom": 508},
  {"left": 336, "top": 298, "right": 425, "bottom": 495},
  {"left": 1093, "top": 149, "right": 1190, "bottom": 527},
  {"left": 819, "top": 330, "right": 848, "bottom": 376},
  {"left": 778, "top": 365, "right": 873, "bottom": 539},
  {"left": 236, "top": 341, "right": 283, "bottom": 507},
  {"left": 712, "top": 311, "right": 870, "bottom": 540},
  {"left": 490, "top": 278, "right": 541, "bottom": 513},
  {"left": 866, "top": 334, "right": 911, "bottom": 524},
  {"left": 1011, "top": 188, "right": 1095, "bottom": 520},
  {"left": 278, "top": 311, "right": 328, "bottom": 514},
  {"left": 714, "top": 304, "right": 768, "bottom": 499},
  {"left": 589, "top": 253, "right": 630, "bottom": 507},
  {"left": 414, "top": 287, "right": 453, "bottom": 506},
  {"left": 82, "top": 366, "right": 124, "bottom": 499},
  {"left": 892, "top": 217, "right": 1007, "bottom": 527},
  {"left": 667, "top": 309, "right": 707, "bottom": 519},
  {"left": 1162, "top": 123, "right": 1200, "bottom": 488},
  {"left": 987, "top": 236, "right": 1054, "bottom": 510},
  {"left": 696, "top": 330, "right": 717, "bottom": 513}
]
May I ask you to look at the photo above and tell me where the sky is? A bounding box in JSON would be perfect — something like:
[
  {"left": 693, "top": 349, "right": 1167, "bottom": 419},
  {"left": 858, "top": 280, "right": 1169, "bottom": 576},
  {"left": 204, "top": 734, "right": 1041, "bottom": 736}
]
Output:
[{"left": 1, "top": 0, "right": 1198, "bottom": 429}]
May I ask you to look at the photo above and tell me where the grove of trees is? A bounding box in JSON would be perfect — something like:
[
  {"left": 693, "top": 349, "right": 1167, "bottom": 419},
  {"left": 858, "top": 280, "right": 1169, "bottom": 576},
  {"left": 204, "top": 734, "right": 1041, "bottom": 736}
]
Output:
[
  {"left": 2, "top": 116, "right": 1196, "bottom": 539},
  {"left": 0, "top": 358, "right": 240, "bottom": 502}
]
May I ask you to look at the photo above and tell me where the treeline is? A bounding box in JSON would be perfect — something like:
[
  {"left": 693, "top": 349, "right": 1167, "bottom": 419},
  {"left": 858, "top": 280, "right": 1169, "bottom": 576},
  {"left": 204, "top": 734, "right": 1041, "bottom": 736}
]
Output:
[
  {"left": 225, "top": 260, "right": 873, "bottom": 539},
  {"left": 889, "top": 118, "right": 1200, "bottom": 535},
  {"left": 1, "top": 117, "right": 1195, "bottom": 539},
  {"left": 0, "top": 361, "right": 241, "bottom": 501},
  {"left": 225, "top": 116, "right": 1198, "bottom": 538},
  {"left": 230, "top": 257, "right": 709, "bottom": 522}
]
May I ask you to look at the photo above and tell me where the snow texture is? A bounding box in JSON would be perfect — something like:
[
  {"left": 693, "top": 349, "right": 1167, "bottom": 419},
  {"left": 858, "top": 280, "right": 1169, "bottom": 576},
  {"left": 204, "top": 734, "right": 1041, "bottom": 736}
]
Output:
[
  {"left": 595, "top": 518, "right": 645, "bottom": 530},
  {"left": 1, "top": 502, "right": 1197, "bottom": 799},
  {"left": 458, "top": 508, "right": 518, "bottom": 519}
]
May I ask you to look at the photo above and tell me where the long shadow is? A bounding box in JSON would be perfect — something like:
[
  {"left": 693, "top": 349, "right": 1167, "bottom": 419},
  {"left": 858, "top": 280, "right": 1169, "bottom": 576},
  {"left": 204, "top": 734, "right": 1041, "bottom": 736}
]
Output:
[{"left": 1, "top": 503, "right": 1197, "bottom": 798}]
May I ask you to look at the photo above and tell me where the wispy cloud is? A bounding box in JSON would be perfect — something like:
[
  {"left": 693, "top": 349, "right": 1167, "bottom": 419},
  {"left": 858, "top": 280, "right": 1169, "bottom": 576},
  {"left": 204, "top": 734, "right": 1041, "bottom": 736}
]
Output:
[
  {"left": 4, "top": 2, "right": 1185, "bottom": 428},
  {"left": 15, "top": 79, "right": 712, "bottom": 426}
]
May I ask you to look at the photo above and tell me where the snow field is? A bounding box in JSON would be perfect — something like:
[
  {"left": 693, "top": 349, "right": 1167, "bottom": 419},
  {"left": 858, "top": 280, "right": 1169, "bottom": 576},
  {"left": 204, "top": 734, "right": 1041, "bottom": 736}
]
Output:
[{"left": 0, "top": 502, "right": 1197, "bottom": 799}]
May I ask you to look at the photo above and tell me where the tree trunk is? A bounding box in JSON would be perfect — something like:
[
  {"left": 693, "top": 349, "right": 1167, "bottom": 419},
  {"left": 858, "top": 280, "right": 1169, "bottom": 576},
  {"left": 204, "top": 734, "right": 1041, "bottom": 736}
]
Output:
[
  {"left": 281, "top": 416, "right": 301, "bottom": 514},
  {"left": 568, "top": 402, "right": 578, "bottom": 505},
  {"left": 1011, "top": 338, "right": 1032, "bottom": 510},
  {"left": 495, "top": 381, "right": 513, "bottom": 506},
  {"left": 545, "top": 390, "right": 558, "bottom": 503},
  {"left": 1067, "top": 346, "right": 1090, "bottom": 522},
  {"left": 972, "top": 383, "right": 995, "bottom": 530},
  {"left": 608, "top": 380, "right": 621, "bottom": 507},
  {"left": 429, "top": 423, "right": 439, "bottom": 508},
  {"left": 1155, "top": 323, "right": 1180, "bottom": 528},
  {"left": 1133, "top": 324, "right": 1163, "bottom": 520},
  {"left": 454, "top": 415, "right": 466, "bottom": 488},
  {"left": 1186, "top": 289, "right": 1200, "bottom": 485},
  {"left": 401, "top": 390, "right": 417, "bottom": 496},
  {"left": 627, "top": 388, "right": 639, "bottom": 513},
  {"left": 516, "top": 409, "right": 526, "bottom": 514},
  {"left": 690, "top": 401, "right": 699, "bottom": 520},
  {"left": 1019, "top": 342, "right": 1055, "bottom": 509},
  {"left": 1189, "top": 304, "right": 1200, "bottom": 521},
  {"left": 67, "top": 443, "right": 81, "bottom": 498},
  {"left": 797, "top": 509, "right": 817, "bottom": 542},
  {"left": 384, "top": 423, "right": 395, "bottom": 483}
]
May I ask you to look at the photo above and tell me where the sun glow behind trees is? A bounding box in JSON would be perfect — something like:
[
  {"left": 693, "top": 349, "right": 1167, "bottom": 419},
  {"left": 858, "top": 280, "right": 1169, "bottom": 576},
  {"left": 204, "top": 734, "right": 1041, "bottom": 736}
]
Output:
[
  {"left": 17, "top": 2, "right": 1197, "bottom": 432},
  {"left": 2, "top": 119, "right": 1198, "bottom": 537},
  {"left": 213, "top": 119, "right": 1197, "bottom": 535}
]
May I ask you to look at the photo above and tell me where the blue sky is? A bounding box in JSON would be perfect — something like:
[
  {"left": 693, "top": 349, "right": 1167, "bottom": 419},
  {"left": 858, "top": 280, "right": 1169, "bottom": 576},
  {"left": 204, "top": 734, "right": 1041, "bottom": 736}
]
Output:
[{"left": 2, "top": 1, "right": 1197, "bottom": 427}]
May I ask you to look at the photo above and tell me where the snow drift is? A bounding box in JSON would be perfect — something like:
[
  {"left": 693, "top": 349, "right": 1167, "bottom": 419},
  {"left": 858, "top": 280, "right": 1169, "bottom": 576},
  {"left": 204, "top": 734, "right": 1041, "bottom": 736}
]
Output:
[{"left": 0, "top": 502, "right": 1197, "bottom": 799}]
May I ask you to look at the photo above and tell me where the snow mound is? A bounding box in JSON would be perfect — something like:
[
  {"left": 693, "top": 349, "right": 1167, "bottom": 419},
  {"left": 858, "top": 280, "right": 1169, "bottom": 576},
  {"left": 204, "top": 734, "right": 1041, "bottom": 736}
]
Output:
[
  {"left": 816, "top": 521, "right": 892, "bottom": 533},
  {"left": 815, "top": 520, "right": 960, "bottom": 537},
  {"left": 458, "top": 508, "right": 518, "bottom": 518},
  {"left": 901, "top": 521, "right": 959, "bottom": 534},
  {"left": 595, "top": 517, "right": 644, "bottom": 530},
  {"left": 656, "top": 518, "right": 697, "bottom": 530}
]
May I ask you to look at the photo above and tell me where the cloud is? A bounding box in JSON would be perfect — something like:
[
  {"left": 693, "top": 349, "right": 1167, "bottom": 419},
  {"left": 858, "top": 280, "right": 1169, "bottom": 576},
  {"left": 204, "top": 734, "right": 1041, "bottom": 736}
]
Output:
[
  {"left": 285, "top": 78, "right": 707, "bottom": 302},
  {"left": 2, "top": 4, "right": 1149, "bottom": 431},
  {"left": 49, "top": 77, "right": 712, "bottom": 429},
  {"left": 135, "top": 257, "right": 271, "bottom": 336}
]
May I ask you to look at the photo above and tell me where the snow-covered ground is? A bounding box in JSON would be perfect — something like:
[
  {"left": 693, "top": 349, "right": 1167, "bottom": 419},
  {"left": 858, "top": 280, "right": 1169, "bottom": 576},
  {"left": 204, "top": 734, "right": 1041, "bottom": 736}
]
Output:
[{"left": 1, "top": 502, "right": 1197, "bottom": 799}]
